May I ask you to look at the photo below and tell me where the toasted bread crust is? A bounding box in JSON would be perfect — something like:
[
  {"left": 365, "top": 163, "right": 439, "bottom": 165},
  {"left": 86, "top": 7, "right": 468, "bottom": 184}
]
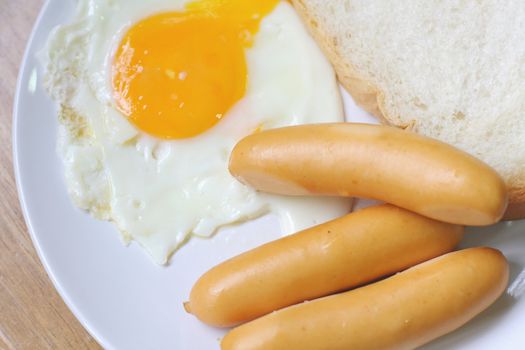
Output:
[{"left": 291, "top": 0, "right": 525, "bottom": 217}]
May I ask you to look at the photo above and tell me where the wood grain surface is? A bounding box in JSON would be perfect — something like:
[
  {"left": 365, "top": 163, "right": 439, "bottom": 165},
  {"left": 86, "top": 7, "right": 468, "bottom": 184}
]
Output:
[{"left": 0, "top": 1, "right": 100, "bottom": 349}]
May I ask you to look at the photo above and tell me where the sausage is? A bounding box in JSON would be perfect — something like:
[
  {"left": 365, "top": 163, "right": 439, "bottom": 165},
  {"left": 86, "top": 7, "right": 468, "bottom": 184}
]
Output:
[
  {"left": 221, "top": 247, "right": 509, "bottom": 350},
  {"left": 229, "top": 123, "right": 508, "bottom": 226},
  {"left": 184, "top": 205, "right": 463, "bottom": 327}
]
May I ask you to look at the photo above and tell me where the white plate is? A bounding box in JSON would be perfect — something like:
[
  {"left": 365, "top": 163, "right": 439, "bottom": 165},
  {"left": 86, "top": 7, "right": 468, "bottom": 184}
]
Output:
[{"left": 13, "top": 1, "right": 525, "bottom": 349}]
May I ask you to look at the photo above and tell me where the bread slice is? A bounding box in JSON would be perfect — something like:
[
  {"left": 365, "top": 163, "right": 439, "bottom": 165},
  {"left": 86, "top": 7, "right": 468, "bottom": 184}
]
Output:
[{"left": 291, "top": 0, "right": 525, "bottom": 218}]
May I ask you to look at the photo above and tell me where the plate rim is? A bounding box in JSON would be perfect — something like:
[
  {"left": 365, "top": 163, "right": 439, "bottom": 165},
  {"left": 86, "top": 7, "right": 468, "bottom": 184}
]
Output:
[
  {"left": 12, "top": 1, "right": 110, "bottom": 348},
  {"left": 12, "top": 2, "right": 525, "bottom": 350}
]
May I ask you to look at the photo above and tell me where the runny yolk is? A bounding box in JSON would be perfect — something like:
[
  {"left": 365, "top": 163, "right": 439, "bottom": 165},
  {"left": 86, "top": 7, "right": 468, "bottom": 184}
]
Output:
[{"left": 112, "top": 0, "right": 279, "bottom": 139}]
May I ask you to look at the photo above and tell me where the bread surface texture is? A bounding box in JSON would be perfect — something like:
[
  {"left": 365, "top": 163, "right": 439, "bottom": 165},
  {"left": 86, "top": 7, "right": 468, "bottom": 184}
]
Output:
[{"left": 291, "top": 0, "right": 525, "bottom": 206}]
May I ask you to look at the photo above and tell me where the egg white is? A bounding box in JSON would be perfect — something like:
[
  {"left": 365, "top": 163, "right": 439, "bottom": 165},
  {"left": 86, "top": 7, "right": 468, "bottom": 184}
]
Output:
[{"left": 42, "top": 0, "right": 350, "bottom": 264}]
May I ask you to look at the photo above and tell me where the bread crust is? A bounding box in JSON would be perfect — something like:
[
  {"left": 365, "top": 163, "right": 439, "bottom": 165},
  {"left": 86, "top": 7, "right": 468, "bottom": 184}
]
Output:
[
  {"left": 291, "top": 0, "right": 525, "bottom": 218},
  {"left": 503, "top": 203, "right": 525, "bottom": 221},
  {"left": 504, "top": 188, "right": 525, "bottom": 220},
  {"left": 291, "top": 0, "right": 386, "bottom": 122}
]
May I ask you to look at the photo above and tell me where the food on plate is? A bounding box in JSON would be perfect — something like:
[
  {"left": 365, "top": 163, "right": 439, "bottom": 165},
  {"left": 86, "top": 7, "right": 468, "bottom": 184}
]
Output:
[
  {"left": 503, "top": 202, "right": 525, "bottom": 221},
  {"left": 40, "top": 0, "right": 350, "bottom": 263},
  {"left": 230, "top": 123, "right": 508, "bottom": 226},
  {"left": 185, "top": 204, "right": 463, "bottom": 327},
  {"left": 221, "top": 247, "right": 509, "bottom": 350},
  {"left": 290, "top": 0, "right": 525, "bottom": 219}
]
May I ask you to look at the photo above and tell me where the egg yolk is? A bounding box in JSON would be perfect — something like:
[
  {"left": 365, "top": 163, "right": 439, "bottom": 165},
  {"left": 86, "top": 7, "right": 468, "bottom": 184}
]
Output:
[{"left": 112, "top": 0, "right": 279, "bottom": 139}]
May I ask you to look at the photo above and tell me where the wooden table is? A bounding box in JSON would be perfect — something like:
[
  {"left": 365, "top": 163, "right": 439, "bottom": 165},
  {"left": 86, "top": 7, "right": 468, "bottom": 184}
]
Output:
[{"left": 0, "top": 1, "right": 100, "bottom": 348}]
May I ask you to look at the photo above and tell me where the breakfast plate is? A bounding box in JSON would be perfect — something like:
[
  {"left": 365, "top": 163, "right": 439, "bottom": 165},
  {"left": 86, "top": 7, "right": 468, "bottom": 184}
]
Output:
[{"left": 13, "top": 1, "right": 525, "bottom": 349}]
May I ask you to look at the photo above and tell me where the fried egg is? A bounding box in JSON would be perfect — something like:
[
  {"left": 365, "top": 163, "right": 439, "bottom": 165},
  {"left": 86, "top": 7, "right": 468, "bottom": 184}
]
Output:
[{"left": 42, "top": 0, "right": 349, "bottom": 264}]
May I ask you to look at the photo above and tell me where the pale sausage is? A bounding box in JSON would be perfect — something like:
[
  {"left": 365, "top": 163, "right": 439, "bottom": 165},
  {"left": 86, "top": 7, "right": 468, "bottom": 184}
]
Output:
[
  {"left": 221, "top": 247, "right": 509, "bottom": 350},
  {"left": 185, "top": 205, "right": 463, "bottom": 327},
  {"left": 229, "top": 123, "right": 508, "bottom": 226}
]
